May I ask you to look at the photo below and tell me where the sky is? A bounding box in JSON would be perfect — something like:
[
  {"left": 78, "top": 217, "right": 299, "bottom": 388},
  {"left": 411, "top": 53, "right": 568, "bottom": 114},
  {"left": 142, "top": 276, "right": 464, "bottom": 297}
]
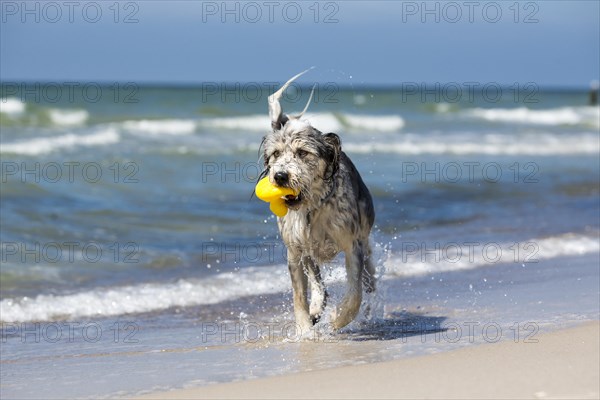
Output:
[{"left": 1, "top": 1, "right": 599, "bottom": 87}]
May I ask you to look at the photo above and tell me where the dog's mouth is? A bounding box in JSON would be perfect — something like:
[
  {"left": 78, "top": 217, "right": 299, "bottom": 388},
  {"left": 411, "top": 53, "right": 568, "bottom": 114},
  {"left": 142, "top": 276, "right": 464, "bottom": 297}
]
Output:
[{"left": 284, "top": 192, "right": 303, "bottom": 209}]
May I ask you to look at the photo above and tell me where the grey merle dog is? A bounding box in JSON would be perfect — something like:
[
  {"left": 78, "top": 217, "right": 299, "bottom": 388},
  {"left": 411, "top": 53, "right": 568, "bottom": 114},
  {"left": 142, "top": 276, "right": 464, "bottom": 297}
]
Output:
[{"left": 259, "top": 70, "right": 376, "bottom": 332}]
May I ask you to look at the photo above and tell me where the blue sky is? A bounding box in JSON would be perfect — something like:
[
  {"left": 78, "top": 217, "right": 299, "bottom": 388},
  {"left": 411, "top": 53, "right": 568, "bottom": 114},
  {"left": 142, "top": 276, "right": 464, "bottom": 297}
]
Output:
[{"left": 1, "top": 1, "right": 599, "bottom": 87}]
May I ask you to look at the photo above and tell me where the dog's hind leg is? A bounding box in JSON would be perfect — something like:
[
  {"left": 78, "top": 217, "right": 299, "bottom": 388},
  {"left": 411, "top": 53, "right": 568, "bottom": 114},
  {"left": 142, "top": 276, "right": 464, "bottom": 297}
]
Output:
[
  {"left": 288, "top": 250, "right": 313, "bottom": 334},
  {"left": 332, "top": 243, "right": 363, "bottom": 330},
  {"left": 305, "top": 257, "right": 328, "bottom": 324},
  {"left": 360, "top": 240, "right": 378, "bottom": 321},
  {"left": 362, "top": 241, "right": 376, "bottom": 294}
]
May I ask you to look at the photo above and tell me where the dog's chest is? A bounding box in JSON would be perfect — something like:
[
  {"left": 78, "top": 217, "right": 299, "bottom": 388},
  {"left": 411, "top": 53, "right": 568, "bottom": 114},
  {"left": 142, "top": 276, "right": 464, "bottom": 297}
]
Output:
[{"left": 278, "top": 211, "right": 341, "bottom": 262}]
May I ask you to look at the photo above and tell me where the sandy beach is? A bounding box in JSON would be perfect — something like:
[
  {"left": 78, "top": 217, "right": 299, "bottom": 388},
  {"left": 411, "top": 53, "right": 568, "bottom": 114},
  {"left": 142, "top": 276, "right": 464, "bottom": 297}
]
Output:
[{"left": 138, "top": 321, "right": 599, "bottom": 400}]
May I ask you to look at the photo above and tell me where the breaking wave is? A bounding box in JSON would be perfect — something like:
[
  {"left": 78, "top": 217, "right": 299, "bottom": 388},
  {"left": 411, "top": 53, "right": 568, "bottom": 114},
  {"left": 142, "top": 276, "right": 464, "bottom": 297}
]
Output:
[
  {"left": 0, "top": 128, "right": 120, "bottom": 155},
  {"left": 1, "top": 233, "right": 597, "bottom": 322},
  {"left": 461, "top": 106, "right": 599, "bottom": 128}
]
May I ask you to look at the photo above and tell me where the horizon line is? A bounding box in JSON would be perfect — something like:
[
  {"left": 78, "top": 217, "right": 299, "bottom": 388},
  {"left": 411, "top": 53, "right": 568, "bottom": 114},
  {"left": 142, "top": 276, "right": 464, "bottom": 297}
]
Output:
[{"left": 1, "top": 80, "right": 598, "bottom": 92}]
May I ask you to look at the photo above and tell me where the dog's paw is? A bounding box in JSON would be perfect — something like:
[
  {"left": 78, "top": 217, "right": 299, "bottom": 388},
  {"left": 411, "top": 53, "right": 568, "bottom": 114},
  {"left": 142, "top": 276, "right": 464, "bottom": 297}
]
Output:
[
  {"left": 295, "top": 318, "right": 314, "bottom": 336},
  {"left": 282, "top": 321, "right": 314, "bottom": 342},
  {"left": 310, "top": 314, "right": 322, "bottom": 325}
]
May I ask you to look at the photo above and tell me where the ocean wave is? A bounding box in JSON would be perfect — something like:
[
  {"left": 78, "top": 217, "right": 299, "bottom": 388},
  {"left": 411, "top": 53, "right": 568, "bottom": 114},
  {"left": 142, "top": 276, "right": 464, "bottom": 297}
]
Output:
[
  {"left": 197, "top": 112, "right": 405, "bottom": 133},
  {"left": 120, "top": 119, "right": 197, "bottom": 135},
  {"left": 340, "top": 114, "right": 405, "bottom": 132},
  {"left": 47, "top": 108, "right": 89, "bottom": 126},
  {"left": 1, "top": 233, "right": 597, "bottom": 322},
  {"left": 0, "top": 128, "right": 120, "bottom": 155},
  {"left": 199, "top": 114, "right": 270, "bottom": 131},
  {"left": 343, "top": 132, "right": 599, "bottom": 156},
  {"left": 462, "top": 106, "right": 600, "bottom": 128},
  {"left": 384, "top": 233, "right": 600, "bottom": 277},
  {"left": 433, "top": 102, "right": 455, "bottom": 113},
  {"left": 0, "top": 100, "right": 90, "bottom": 126},
  {"left": 0, "top": 97, "right": 26, "bottom": 115},
  {"left": 0, "top": 266, "right": 291, "bottom": 323}
]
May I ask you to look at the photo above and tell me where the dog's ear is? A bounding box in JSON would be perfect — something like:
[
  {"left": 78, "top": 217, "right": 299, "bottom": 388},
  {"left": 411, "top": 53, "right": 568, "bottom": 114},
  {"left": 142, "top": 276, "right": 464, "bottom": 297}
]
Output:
[
  {"left": 323, "top": 132, "right": 341, "bottom": 153},
  {"left": 259, "top": 136, "right": 269, "bottom": 166},
  {"left": 323, "top": 132, "right": 341, "bottom": 179},
  {"left": 271, "top": 115, "right": 289, "bottom": 131},
  {"left": 269, "top": 69, "right": 312, "bottom": 131}
]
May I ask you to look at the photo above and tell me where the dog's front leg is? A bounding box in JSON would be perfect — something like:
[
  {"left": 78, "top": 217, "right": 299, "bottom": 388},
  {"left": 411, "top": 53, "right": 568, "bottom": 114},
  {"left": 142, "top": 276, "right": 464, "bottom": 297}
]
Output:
[
  {"left": 287, "top": 250, "right": 312, "bottom": 334},
  {"left": 332, "top": 244, "right": 363, "bottom": 330},
  {"left": 305, "top": 257, "right": 327, "bottom": 324}
]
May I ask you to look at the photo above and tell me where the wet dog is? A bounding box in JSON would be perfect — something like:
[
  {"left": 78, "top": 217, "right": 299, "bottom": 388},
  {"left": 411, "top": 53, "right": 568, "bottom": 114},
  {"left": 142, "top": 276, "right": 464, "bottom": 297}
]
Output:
[{"left": 259, "top": 70, "right": 375, "bottom": 332}]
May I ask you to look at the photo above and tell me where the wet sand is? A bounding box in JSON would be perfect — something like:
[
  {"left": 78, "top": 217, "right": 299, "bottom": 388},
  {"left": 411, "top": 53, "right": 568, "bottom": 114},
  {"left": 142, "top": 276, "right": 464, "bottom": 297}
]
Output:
[{"left": 137, "top": 321, "right": 599, "bottom": 400}]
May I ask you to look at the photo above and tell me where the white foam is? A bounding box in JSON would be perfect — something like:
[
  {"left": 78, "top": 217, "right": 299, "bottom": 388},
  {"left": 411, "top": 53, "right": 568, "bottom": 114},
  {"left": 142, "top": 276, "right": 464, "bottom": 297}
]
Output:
[
  {"left": 384, "top": 233, "right": 600, "bottom": 277},
  {"left": 198, "top": 113, "right": 405, "bottom": 134},
  {"left": 121, "top": 119, "right": 197, "bottom": 135},
  {"left": 463, "top": 106, "right": 600, "bottom": 128},
  {"left": 0, "top": 97, "right": 26, "bottom": 115},
  {"left": 1, "top": 233, "right": 597, "bottom": 322},
  {"left": 434, "top": 102, "right": 454, "bottom": 113},
  {"left": 303, "top": 113, "right": 344, "bottom": 132},
  {"left": 341, "top": 114, "right": 405, "bottom": 132},
  {"left": 198, "top": 113, "right": 344, "bottom": 133},
  {"left": 199, "top": 115, "right": 269, "bottom": 131},
  {"left": 343, "top": 132, "right": 599, "bottom": 156},
  {"left": 0, "top": 129, "right": 120, "bottom": 155},
  {"left": 48, "top": 109, "right": 89, "bottom": 126},
  {"left": 0, "top": 266, "right": 291, "bottom": 323}
]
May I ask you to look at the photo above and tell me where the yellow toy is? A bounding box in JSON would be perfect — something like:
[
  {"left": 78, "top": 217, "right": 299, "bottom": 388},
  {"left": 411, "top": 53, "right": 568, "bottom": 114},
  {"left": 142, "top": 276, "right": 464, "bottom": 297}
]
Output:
[{"left": 255, "top": 176, "right": 299, "bottom": 217}]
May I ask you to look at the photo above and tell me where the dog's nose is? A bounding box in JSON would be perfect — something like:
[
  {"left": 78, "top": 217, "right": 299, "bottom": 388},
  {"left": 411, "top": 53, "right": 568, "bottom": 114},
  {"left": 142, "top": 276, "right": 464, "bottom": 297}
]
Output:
[{"left": 274, "top": 171, "right": 289, "bottom": 186}]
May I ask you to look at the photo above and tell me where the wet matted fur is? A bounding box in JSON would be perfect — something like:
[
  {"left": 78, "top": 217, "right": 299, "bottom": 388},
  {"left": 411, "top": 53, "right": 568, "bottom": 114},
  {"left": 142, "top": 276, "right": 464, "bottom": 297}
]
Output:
[{"left": 260, "top": 70, "right": 375, "bottom": 332}]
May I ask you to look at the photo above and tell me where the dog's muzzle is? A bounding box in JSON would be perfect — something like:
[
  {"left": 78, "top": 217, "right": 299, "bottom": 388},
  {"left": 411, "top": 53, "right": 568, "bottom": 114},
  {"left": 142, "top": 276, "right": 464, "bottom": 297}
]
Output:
[
  {"left": 274, "top": 171, "right": 289, "bottom": 186},
  {"left": 273, "top": 171, "right": 303, "bottom": 209},
  {"left": 284, "top": 192, "right": 302, "bottom": 209}
]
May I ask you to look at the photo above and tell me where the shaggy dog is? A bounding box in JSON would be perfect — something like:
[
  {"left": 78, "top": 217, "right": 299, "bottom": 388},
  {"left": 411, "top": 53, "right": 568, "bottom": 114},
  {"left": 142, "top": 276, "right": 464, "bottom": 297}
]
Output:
[{"left": 260, "top": 70, "right": 375, "bottom": 332}]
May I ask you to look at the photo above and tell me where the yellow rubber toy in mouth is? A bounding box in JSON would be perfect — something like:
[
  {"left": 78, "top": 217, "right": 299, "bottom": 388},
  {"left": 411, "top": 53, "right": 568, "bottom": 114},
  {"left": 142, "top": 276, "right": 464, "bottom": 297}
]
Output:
[{"left": 255, "top": 176, "right": 299, "bottom": 217}]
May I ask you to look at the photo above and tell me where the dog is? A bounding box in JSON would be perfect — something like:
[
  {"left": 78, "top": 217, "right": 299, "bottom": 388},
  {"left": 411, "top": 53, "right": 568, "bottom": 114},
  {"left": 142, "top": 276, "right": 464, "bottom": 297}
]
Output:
[{"left": 259, "top": 70, "right": 376, "bottom": 332}]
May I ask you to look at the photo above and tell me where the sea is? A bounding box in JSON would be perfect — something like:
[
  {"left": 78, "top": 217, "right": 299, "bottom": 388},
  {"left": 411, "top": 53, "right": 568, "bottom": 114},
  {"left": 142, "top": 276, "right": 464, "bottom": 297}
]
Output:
[{"left": 1, "top": 82, "right": 599, "bottom": 398}]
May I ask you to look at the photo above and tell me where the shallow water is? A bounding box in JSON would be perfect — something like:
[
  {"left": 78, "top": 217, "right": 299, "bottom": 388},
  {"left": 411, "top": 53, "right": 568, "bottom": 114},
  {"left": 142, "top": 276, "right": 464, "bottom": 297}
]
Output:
[{"left": 1, "top": 253, "right": 598, "bottom": 399}]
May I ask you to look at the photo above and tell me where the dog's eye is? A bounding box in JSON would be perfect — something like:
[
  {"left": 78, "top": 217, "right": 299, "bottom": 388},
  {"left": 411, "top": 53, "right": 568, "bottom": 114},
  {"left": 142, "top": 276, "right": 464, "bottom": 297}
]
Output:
[
  {"left": 271, "top": 150, "right": 281, "bottom": 159},
  {"left": 296, "top": 149, "right": 309, "bottom": 158}
]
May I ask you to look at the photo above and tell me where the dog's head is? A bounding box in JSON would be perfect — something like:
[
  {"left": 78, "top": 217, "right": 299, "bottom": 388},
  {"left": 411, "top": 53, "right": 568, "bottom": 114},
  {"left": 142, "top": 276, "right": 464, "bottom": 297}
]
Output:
[{"left": 260, "top": 70, "right": 341, "bottom": 211}]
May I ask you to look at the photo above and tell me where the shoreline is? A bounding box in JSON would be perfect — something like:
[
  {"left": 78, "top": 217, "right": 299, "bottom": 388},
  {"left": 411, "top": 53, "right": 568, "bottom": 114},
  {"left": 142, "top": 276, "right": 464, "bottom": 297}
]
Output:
[
  {"left": 2, "top": 252, "right": 598, "bottom": 399},
  {"left": 136, "top": 321, "right": 600, "bottom": 400}
]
